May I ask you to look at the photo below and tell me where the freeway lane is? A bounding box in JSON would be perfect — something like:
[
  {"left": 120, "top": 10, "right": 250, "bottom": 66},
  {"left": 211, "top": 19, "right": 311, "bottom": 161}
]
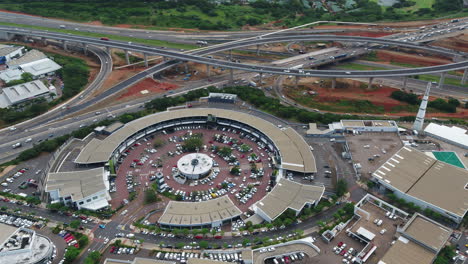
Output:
[{"left": 3, "top": 27, "right": 468, "bottom": 78}]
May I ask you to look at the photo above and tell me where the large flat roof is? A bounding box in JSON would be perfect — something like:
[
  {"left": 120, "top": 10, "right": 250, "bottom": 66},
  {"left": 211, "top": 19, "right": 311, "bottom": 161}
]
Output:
[
  {"left": 424, "top": 123, "right": 468, "bottom": 148},
  {"left": 158, "top": 196, "right": 241, "bottom": 226},
  {"left": 0, "top": 46, "right": 22, "bottom": 57},
  {"left": 373, "top": 147, "right": 468, "bottom": 218},
  {"left": 0, "top": 68, "right": 23, "bottom": 82},
  {"left": 21, "top": 58, "right": 62, "bottom": 77},
  {"left": 401, "top": 213, "right": 451, "bottom": 252},
  {"left": 7, "top": 49, "right": 47, "bottom": 67},
  {"left": 255, "top": 178, "right": 324, "bottom": 221},
  {"left": 75, "top": 108, "right": 316, "bottom": 173},
  {"left": 378, "top": 236, "right": 435, "bottom": 264},
  {"left": 1, "top": 80, "right": 50, "bottom": 105},
  {"left": 45, "top": 167, "right": 107, "bottom": 201},
  {"left": 0, "top": 223, "right": 18, "bottom": 246}
]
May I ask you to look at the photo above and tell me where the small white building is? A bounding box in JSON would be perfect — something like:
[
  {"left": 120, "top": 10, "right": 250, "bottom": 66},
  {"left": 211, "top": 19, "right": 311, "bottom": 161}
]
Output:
[
  {"left": 330, "top": 120, "right": 399, "bottom": 133},
  {"left": 45, "top": 167, "right": 110, "bottom": 211},
  {"left": 0, "top": 80, "right": 54, "bottom": 108},
  {"left": 424, "top": 123, "right": 468, "bottom": 149}
]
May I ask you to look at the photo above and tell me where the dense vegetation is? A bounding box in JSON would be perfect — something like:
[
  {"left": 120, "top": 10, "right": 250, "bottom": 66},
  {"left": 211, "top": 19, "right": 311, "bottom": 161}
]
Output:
[
  {"left": 0, "top": 0, "right": 465, "bottom": 30},
  {"left": 390, "top": 90, "right": 462, "bottom": 113}
]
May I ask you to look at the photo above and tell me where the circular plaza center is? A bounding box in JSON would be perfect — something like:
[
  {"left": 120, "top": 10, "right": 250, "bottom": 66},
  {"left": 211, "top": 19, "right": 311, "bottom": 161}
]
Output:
[{"left": 177, "top": 153, "right": 213, "bottom": 179}]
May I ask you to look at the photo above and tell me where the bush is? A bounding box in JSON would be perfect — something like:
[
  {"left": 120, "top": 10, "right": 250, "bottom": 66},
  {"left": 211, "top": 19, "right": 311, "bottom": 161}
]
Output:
[
  {"left": 336, "top": 179, "right": 348, "bottom": 197},
  {"left": 144, "top": 189, "right": 158, "bottom": 204},
  {"left": 64, "top": 246, "right": 81, "bottom": 264}
]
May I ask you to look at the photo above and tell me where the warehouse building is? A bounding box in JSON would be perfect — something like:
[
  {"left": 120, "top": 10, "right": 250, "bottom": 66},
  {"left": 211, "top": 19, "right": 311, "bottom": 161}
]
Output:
[
  {"left": 372, "top": 146, "right": 468, "bottom": 224},
  {"left": 0, "top": 80, "right": 55, "bottom": 108},
  {"left": 0, "top": 68, "right": 23, "bottom": 83},
  {"left": 45, "top": 167, "right": 110, "bottom": 211},
  {"left": 252, "top": 178, "right": 325, "bottom": 222},
  {"left": 424, "top": 123, "right": 468, "bottom": 149},
  {"left": 378, "top": 213, "right": 452, "bottom": 264},
  {"left": 158, "top": 196, "right": 242, "bottom": 228},
  {"left": 0, "top": 45, "right": 24, "bottom": 64}
]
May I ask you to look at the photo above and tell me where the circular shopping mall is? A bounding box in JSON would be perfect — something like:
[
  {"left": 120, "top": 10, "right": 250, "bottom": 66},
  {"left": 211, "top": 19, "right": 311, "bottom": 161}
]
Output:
[{"left": 68, "top": 107, "right": 323, "bottom": 228}]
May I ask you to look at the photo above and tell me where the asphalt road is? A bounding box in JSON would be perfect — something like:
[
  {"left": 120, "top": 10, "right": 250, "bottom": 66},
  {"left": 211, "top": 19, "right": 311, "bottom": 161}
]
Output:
[{"left": 3, "top": 27, "right": 468, "bottom": 78}]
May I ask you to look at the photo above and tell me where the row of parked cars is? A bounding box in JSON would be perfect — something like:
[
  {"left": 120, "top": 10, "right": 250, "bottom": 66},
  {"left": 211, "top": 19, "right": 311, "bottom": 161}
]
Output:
[
  {"left": 57, "top": 230, "right": 79, "bottom": 248},
  {"left": 110, "top": 246, "right": 136, "bottom": 255},
  {"left": 333, "top": 241, "right": 358, "bottom": 263},
  {"left": 272, "top": 252, "right": 306, "bottom": 264},
  {"left": 0, "top": 214, "right": 35, "bottom": 228}
]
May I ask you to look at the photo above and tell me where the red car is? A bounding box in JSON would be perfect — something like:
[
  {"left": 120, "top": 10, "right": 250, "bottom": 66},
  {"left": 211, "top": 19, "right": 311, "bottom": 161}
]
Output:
[
  {"left": 214, "top": 235, "right": 223, "bottom": 239},
  {"left": 110, "top": 246, "right": 116, "bottom": 253},
  {"left": 79, "top": 215, "right": 87, "bottom": 220},
  {"left": 194, "top": 235, "right": 203, "bottom": 239},
  {"left": 74, "top": 243, "right": 79, "bottom": 248},
  {"left": 133, "top": 159, "right": 140, "bottom": 162},
  {"left": 100, "top": 37, "right": 109, "bottom": 41},
  {"left": 340, "top": 250, "right": 346, "bottom": 256},
  {"left": 137, "top": 162, "right": 143, "bottom": 166},
  {"left": 338, "top": 241, "right": 343, "bottom": 247},
  {"left": 19, "top": 169, "right": 26, "bottom": 173}
]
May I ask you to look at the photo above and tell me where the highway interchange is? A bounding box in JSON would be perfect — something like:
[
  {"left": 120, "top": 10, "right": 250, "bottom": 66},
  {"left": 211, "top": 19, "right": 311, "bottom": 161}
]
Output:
[{"left": 0, "top": 12, "right": 467, "bottom": 264}]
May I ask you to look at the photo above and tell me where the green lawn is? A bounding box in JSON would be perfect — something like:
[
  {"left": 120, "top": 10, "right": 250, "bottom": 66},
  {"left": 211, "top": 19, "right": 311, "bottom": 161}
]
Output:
[
  {"left": 417, "top": 74, "right": 468, "bottom": 87},
  {"left": 338, "top": 63, "right": 388, "bottom": 71},
  {"left": 0, "top": 22, "right": 197, "bottom": 50}
]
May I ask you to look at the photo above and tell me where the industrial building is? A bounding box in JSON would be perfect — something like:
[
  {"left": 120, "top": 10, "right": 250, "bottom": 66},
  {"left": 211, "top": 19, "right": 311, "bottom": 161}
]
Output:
[
  {"left": 0, "top": 44, "right": 24, "bottom": 64},
  {"left": 378, "top": 213, "right": 452, "bottom": 264},
  {"left": 0, "top": 80, "right": 55, "bottom": 108},
  {"left": 45, "top": 167, "right": 110, "bottom": 211},
  {"left": 424, "top": 123, "right": 468, "bottom": 149},
  {"left": 252, "top": 178, "right": 325, "bottom": 222},
  {"left": 372, "top": 146, "right": 468, "bottom": 224},
  {"left": 0, "top": 224, "right": 54, "bottom": 264}
]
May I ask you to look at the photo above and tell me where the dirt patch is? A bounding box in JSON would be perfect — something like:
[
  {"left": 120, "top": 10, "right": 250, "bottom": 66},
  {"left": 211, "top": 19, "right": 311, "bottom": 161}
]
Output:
[
  {"left": 374, "top": 50, "right": 452, "bottom": 66},
  {"left": 117, "top": 78, "right": 178, "bottom": 100},
  {"left": 332, "top": 31, "right": 395, "bottom": 37},
  {"left": 92, "top": 67, "right": 143, "bottom": 96},
  {"left": 0, "top": 9, "right": 43, "bottom": 18},
  {"left": 289, "top": 78, "right": 406, "bottom": 111},
  {"left": 85, "top": 20, "right": 104, "bottom": 26},
  {"left": 432, "top": 34, "right": 468, "bottom": 53}
]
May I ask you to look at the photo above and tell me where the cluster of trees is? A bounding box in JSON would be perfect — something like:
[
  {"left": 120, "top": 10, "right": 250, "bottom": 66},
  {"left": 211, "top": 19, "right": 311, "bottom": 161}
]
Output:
[
  {"left": 144, "top": 188, "right": 159, "bottom": 204},
  {"left": 53, "top": 53, "right": 89, "bottom": 100},
  {"left": 84, "top": 251, "right": 101, "bottom": 264},
  {"left": 182, "top": 136, "right": 203, "bottom": 152},
  {"left": 0, "top": 0, "right": 464, "bottom": 30},
  {"left": 434, "top": 245, "right": 456, "bottom": 264},
  {"left": 391, "top": 90, "right": 460, "bottom": 113}
]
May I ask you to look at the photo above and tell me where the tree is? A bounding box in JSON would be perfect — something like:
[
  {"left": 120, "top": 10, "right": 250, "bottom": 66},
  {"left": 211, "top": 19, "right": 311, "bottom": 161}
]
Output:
[
  {"left": 183, "top": 136, "right": 203, "bottom": 152},
  {"left": 201, "top": 228, "right": 209, "bottom": 237},
  {"left": 78, "top": 235, "right": 89, "bottom": 248},
  {"left": 153, "top": 138, "right": 165, "bottom": 148},
  {"left": 144, "top": 189, "right": 158, "bottom": 204},
  {"left": 336, "top": 179, "right": 348, "bottom": 197},
  {"left": 218, "top": 146, "right": 232, "bottom": 157},
  {"left": 70, "top": 220, "right": 81, "bottom": 229},
  {"left": 175, "top": 242, "right": 185, "bottom": 249},
  {"left": 199, "top": 240, "right": 209, "bottom": 249},
  {"left": 84, "top": 251, "right": 101, "bottom": 264},
  {"left": 230, "top": 166, "right": 240, "bottom": 175},
  {"left": 64, "top": 246, "right": 80, "bottom": 264}
]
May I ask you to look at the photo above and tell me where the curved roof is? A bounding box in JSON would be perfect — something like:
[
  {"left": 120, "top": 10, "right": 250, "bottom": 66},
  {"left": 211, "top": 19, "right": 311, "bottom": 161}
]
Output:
[
  {"left": 75, "top": 108, "right": 316, "bottom": 173},
  {"left": 158, "top": 196, "right": 241, "bottom": 226}
]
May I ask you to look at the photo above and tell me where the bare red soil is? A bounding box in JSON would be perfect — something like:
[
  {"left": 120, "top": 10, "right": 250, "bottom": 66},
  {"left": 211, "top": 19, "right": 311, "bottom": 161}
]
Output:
[
  {"left": 432, "top": 34, "right": 468, "bottom": 53},
  {"left": 333, "top": 31, "right": 394, "bottom": 37},
  {"left": 117, "top": 78, "right": 178, "bottom": 100},
  {"left": 374, "top": 50, "right": 452, "bottom": 66}
]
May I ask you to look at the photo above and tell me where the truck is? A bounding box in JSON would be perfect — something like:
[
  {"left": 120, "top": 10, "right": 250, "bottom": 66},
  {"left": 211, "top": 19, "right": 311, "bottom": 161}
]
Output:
[
  {"left": 333, "top": 53, "right": 348, "bottom": 60},
  {"left": 248, "top": 81, "right": 257, "bottom": 87}
]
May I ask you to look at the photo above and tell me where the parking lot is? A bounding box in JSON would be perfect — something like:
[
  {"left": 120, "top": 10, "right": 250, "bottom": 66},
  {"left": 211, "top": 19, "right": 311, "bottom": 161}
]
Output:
[
  {"left": 345, "top": 132, "right": 403, "bottom": 178},
  {"left": 112, "top": 125, "right": 274, "bottom": 212},
  {"left": 253, "top": 243, "right": 318, "bottom": 264},
  {"left": 0, "top": 154, "right": 50, "bottom": 197}
]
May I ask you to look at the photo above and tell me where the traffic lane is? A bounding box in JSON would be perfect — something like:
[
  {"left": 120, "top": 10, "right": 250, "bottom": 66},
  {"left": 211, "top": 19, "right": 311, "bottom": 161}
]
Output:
[{"left": 4, "top": 27, "right": 466, "bottom": 77}]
